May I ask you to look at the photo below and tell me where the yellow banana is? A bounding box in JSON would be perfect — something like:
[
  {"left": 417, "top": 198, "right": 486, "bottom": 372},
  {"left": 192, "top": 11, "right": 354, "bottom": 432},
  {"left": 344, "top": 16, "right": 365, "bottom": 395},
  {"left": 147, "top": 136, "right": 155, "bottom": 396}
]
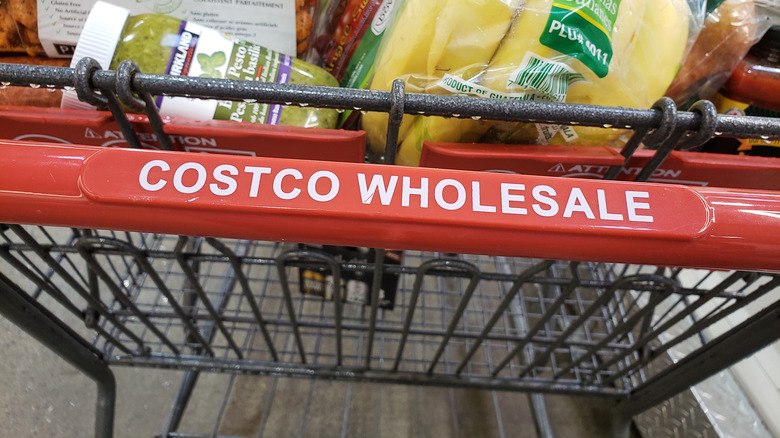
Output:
[
  {"left": 391, "top": 0, "right": 518, "bottom": 164},
  {"left": 366, "top": 0, "right": 695, "bottom": 164},
  {"left": 361, "top": 0, "right": 448, "bottom": 158},
  {"left": 561, "top": 0, "right": 690, "bottom": 144},
  {"left": 476, "top": 0, "right": 691, "bottom": 145}
]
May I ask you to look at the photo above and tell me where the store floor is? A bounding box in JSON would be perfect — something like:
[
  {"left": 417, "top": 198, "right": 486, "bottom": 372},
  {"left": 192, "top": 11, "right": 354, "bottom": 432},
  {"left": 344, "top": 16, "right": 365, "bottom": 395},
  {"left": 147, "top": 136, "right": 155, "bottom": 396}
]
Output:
[{"left": 1, "top": 314, "right": 634, "bottom": 438}]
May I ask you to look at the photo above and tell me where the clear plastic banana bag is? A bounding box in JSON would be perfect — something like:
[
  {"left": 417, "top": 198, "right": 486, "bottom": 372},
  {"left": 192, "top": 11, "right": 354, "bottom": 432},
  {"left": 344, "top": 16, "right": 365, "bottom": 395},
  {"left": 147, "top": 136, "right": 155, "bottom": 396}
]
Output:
[
  {"left": 360, "top": 0, "right": 707, "bottom": 166},
  {"left": 666, "top": 0, "right": 780, "bottom": 108}
]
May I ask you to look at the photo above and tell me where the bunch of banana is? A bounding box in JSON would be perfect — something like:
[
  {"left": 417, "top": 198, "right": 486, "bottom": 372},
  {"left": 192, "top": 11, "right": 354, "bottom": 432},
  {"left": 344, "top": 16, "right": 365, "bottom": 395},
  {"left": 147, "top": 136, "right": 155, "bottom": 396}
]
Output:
[
  {"left": 363, "top": 0, "right": 695, "bottom": 166},
  {"left": 362, "top": 0, "right": 519, "bottom": 164}
]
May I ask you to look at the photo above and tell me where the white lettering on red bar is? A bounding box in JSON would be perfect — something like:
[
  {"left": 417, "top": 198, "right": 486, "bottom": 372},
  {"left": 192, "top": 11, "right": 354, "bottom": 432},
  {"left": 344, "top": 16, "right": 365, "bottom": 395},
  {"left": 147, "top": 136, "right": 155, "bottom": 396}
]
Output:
[
  {"left": 211, "top": 164, "right": 238, "bottom": 196},
  {"left": 402, "top": 176, "right": 428, "bottom": 208},
  {"left": 173, "top": 162, "right": 207, "bottom": 194},
  {"left": 563, "top": 188, "right": 595, "bottom": 219},
  {"left": 358, "top": 174, "right": 397, "bottom": 205},
  {"left": 245, "top": 166, "right": 272, "bottom": 198},
  {"left": 501, "top": 183, "right": 527, "bottom": 215},
  {"left": 308, "top": 171, "right": 340, "bottom": 202},
  {"left": 137, "top": 160, "right": 656, "bottom": 224},
  {"left": 274, "top": 168, "right": 303, "bottom": 200},
  {"left": 626, "top": 191, "right": 653, "bottom": 223},
  {"left": 597, "top": 189, "right": 623, "bottom": 221},
  {"left": 532, "top": 185, "right": 558, "bottom": 217},
  {"left": 435, "top": 179, "right": 466, "bottom": 211},
  {"left": 472, "top": 181, "right": 496, "bottom": 213},
  {"left": 139, "top": 160, "right": 169, "bottom": 191}
]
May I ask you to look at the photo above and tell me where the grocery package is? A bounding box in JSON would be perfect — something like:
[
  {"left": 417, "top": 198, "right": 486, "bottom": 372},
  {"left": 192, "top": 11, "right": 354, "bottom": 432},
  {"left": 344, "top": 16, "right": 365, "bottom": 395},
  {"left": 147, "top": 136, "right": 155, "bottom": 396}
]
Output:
[
  {"left": 35, "top": 0, "right": 308, "bottom": 58},
  {"left": 703, "top": 25, "right": 780, "bottom": 156},
  {"left": 666, "top": 0, "right": 780, "bottom": 107},
  {"left": 305, "top": 0, "right": 400, "bottom": 128},
  {"left": 0, "top": 0, "right": 44, "bottom": 55},
  {"left": 297, "top": 0, "right": 317, "bottom": 56},
  {"left": 60, "top": 2, "right": 340, "bottom": 129},
  {"left": 362, "top": 0, "right": 706, "bottom": 166},
  {"left": 307, "top": 0, "right": 398, "bottom": 86},
  {"left": 298, "top": 245, "right": 401, "bottom": 309}
]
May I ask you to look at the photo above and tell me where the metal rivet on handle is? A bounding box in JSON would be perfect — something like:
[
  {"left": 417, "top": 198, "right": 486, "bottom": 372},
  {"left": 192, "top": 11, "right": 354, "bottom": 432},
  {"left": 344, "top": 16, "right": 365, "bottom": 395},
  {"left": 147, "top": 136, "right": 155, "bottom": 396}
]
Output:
[
  {"left": 384, "top": 79, "right": 406, "bottom": 165},
  {"left": 641, "top": 97, "right": 679, "bottom": 150},
  {"left": 116, "top": 60, "right": 174, "bottom": 151},
  {"left": 74, "top": 57, "right": 108, "bottom": 109},
  {"left": 677, "top": 100, "right": 718, "bottom": 151},
  {"left": 635, "top": 98, "right": 687, "bottom": 182},
  {"left": 115, "top": 61, "right": 146, "bottom": 112}
]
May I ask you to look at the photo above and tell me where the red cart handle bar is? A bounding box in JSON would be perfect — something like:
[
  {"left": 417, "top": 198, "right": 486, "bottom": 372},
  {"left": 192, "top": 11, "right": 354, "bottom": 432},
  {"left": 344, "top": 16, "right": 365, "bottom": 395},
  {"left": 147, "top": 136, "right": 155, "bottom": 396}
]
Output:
[{"left": 2, "top": 142, "right": 779, "bottom": 272}]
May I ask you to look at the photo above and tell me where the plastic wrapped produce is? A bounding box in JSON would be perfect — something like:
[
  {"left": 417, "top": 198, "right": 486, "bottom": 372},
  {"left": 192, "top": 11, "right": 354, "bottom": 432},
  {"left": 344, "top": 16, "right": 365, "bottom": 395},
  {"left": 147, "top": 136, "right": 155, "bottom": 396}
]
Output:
[{"left": 362, "top": 0, "right": 706, "bottom": 166}]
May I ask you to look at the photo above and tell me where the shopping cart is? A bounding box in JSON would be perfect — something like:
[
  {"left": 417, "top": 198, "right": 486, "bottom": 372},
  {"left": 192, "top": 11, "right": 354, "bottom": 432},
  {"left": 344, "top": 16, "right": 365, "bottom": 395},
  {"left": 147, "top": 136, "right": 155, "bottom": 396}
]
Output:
[{"left": 1, "top": 60, "right": 779, "bottom": 438}]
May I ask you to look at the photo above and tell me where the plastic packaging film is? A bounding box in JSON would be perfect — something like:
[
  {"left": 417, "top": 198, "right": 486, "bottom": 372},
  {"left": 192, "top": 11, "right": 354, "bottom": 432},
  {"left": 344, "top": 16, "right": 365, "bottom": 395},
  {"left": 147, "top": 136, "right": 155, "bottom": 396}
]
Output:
[
  {"left": 360, "top": 0, "right": 708, "bottom": 166},
  {"left": 666, "top": 0, "right": 780, "bottom": 107}
]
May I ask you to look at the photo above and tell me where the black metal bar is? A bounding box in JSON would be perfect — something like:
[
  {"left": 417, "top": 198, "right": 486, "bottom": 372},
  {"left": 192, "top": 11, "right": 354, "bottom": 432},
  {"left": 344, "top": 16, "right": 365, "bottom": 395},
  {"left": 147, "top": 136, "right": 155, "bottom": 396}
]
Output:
[
  {"left": 1, "top": 62, "right": 779, "bottom": 140},
  {"left": 0, "top": 245, "right": 81, "bottom": 317},
  {"left": 0, "top": 246, "right": 132, "bottom": 355},
  {"left": 616, "top": 297, "right": 780, "bottom": 418},
  {"left": 604, "top": 275, "right": 780, "bottom": 387},
  {"left": 455, "top": 260, "right": 556, "bottom": 376},
  {"left": 383, "top": 79, "right": 405, "bottom": 164},
  {"left": 393, "top": 258, "right": 463, "bottom": 371},
  {"left": 161, "top": 238, "right": 248, "bottom": 437},
  {"left": 129, "top": 245, "right": 215, "bottom": 356},
  {"left": 676, "top": 100, "right": 718, "bottom": 152},
  {"left": 593, "top": 271, "right": 750, "bottom": 386},
  {"left": 275, "top": 249, "right": 347, "bottom": 365},
  {"left": 175, "top": 238, "right": 243, "bottom": 358},
  {"left": 100, "top": 305, "right": 637, "bottom": 351},
  {"left": 160, "top": 371, "right": 201, "bottom": 437},
  {"left": 108, "top": 354, "right": 627, "bottom": 398},
  {"left": 1, "top": 239, "right": 748, "bottom": 298},
  {"left": 491, "top": 262, "right": 581, "bottom": 377},
  {"left": 426, "top": 260, "right": 480, "bottom": 374},
  {"left": 76, "top": 238, "right": 180, "bottom": 355},
  {"left": 516, "top": 275, "right": 664, "bottom": 380},
  {"left": 207, "top": 238, "right": 279, "bottom": 362},
  {"left": 552, "top": 277, "right": 678, "bottom": 381},
  {"left": 364, "top": 248, "right": 384, "bottom": 369},
  {"left": 0, "top": 272, "right": 116, "bottom": 438},
  {"left": 72, "top": 58, "right": 143, "bottom": 149},
  {"left": 603, "top": 126, "right": 651, "bottom": 180},
  {"left": 276, "top": 249, "right": 344, "bottom": 366},
  {"left": 7, "top": 225, "right": 149, "bottom": 353}
]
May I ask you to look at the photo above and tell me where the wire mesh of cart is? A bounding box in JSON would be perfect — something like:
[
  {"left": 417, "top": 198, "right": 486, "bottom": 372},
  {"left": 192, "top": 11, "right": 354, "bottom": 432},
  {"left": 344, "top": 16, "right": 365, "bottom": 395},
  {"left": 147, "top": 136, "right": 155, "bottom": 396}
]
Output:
[{"left": 1, "top": 59, "right": 779, "bottom": 438}]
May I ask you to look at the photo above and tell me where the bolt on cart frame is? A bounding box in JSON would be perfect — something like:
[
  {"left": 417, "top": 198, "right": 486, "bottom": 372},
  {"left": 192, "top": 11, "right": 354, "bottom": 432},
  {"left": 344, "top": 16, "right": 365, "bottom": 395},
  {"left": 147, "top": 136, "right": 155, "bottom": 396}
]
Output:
[{"left": 0, "top": 60, "right": 779, "bottom": 438}]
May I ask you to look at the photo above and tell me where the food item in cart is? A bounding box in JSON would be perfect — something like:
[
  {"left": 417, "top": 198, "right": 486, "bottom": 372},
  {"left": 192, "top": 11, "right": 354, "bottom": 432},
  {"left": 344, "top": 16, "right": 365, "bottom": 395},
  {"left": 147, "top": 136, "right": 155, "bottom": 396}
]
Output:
[
  {"left": 362, "top": 0, "right": 705, "bottom": 166},
  {"left": 308, "top": 0, "right": 394, "bottom": 84},
  {"left": 297, "top": 0, "right": 317, "bottom": 56},
  {"left": 61, "top": 1, "right": 340, "bottom": 129},
  {"left": 704, "top": 25, "right": 780, "bottom": 156},
  {"left": 0, "top": 0, "right": 44, "bottom": 55},
  {"left": 306, "top": 0, "right": 400, "bottom": 128},
  {"left": 361, "top": 0, "right": 518, "bottom": 163},
  {"left": 0, "top": 56, "right": 70, "bottom": 106},
  {"left": 666, "top": 0, "right": 767, "bottom": 106}
]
